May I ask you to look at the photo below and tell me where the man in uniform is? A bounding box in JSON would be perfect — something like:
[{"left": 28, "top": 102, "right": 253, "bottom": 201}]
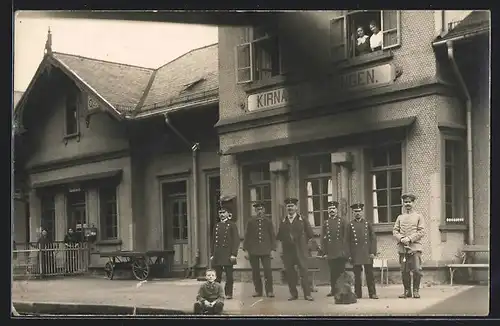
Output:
[
  {"left": 346, "top": 203, "right": 379, "bottom": 299},
  {"left": 243, "top": 201, "right": 276, "bottom": 298},
  {"left": 277, "top": 197, "right": 315, "bottom": 301},
  {"left": 210, "top": 196, "right": 240, "bottom": 299},
  {"left": 393, "top": 193, "right": 425, "bottom": 299},
  {"left": 321, "top": 201, "right": 349, "bottom": 297}
]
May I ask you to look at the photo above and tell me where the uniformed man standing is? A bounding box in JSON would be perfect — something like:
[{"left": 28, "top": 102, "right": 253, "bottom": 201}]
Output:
[
  {"left": 277, "top": 198, "right": 315, "bottom": 301},
  {"left": 321, "top": 201, "right": 349, "bottom": 297},
  {"left": 393, "top": 193, "right": 425, "bottom": 299},
  {"left": 210, "top": 197, "right": 240, "bottom": 300},
  {"left": 346, "top": 203, "right": 379, "bottom": 299},
  {"left": 243, "top": 201, "right": 276, "bottom": 298}
]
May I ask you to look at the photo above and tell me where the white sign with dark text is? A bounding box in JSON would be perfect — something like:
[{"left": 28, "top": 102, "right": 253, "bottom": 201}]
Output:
[{"left": 247, "top": 64, "right": 395, "bottom": 112}]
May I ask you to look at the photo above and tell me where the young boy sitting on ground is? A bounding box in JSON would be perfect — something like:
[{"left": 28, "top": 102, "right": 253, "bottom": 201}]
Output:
[
  {"left": 194, "top": 269, "right": 225, "bottom": 315},
  {"left": 334, "top": 271, "right": 358, "bottom": 305}
]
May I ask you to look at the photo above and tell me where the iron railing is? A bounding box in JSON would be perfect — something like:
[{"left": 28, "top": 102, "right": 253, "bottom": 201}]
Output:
[{"left": 12, "top": 241, "right": 90, "bottom": 278}]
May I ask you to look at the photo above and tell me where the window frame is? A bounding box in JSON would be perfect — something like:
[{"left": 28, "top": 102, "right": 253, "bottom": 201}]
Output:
[
  {"left": 244, "top": 162, "right": 273, "bottom": 222},
  {"left": 300, "top": 153, "right": 335, "bottom": 230},
  {"left": 367, "top": 141, "right": 405, "bottom": 225},
  {"left": 64, "top": 87, "right": 80, "bottom": 137},
  {"left": 235, "top": 27, "right": 286, "bottom": 84},
  {"left": 441, "top": 133, "right": 467, "bottom": 225},
  {"left": 330, "top": 10, "right": 401, "bottom": 62},
  {"left": 99, "top": 186, "right": 119, "bottom": 241}
]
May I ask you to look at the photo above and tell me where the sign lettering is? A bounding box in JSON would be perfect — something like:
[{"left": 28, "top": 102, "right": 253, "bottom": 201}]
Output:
[{"left": 247, "top": 64, "right": 395, "bottom": 112}]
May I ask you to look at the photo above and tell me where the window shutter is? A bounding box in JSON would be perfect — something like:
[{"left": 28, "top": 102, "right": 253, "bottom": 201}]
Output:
[
  {"left": 381, "top": 10, "right": 401, "bottom": 49},
  {"left": 330, "top": 16, "right": 347, "bottom": 61},
  {"left": 235, "top": 42, "right": 253, "bottom": 84},
  {"left": 279, "top": 37, "right": 288, "bottom": 75}
]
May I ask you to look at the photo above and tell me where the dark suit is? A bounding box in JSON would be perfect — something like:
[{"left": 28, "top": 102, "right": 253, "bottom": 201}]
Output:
[
  {"left": 243, "top": 216, "right": 276, "bottom": 295},
  {"left": 212, "top": 220, "right": 239, "bottom": 296},
  {"left": 277, "top": 214, "right": 314, "bottom": 298},
  {"left": 321, "top": 216, "right": 349, "bottom": 294},
  {"left": 346, "top": 218, "right": 377, "bottom": 297},
  {"left": 194, "top": 281, "right": 225, "bottom": 314}
]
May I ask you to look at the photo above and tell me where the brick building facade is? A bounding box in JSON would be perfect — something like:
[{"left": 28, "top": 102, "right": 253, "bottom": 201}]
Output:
[{"left": 216, "top": 10, "right": 489, "bottom": 283}]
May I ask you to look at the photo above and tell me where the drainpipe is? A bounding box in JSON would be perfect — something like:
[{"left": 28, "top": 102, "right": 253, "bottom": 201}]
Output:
[
  {"left": 446, "top": 41, "right": 474, "bottom": 245},
  {"left": 164, "top": 114, "right": 200, "bottom": 269}
]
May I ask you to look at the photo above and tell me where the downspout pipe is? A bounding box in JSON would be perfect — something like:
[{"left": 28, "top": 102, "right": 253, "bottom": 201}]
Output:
[
  {"left": 446, "top": 41, "right": 474, "bottom": 245},
  {"left": 164, "top": 113, "right": 200, "bottom": 270}
]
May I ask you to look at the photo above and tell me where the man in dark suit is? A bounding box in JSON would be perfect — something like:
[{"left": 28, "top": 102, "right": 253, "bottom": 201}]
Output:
[
  {"left": 321, "top": 201, "right": 349, "bottom": 297},
  {"left": 243, "top": 201, "right": 276, "bottom": 298},
  {"left": 346, "top": 203, "right": 379, "bottom": 299},
  {"left": 210, "top": 196, "right": 240, "bottom": 299},
  {"left": 277, "top": 197, "right": 315, "bottom": 301}
]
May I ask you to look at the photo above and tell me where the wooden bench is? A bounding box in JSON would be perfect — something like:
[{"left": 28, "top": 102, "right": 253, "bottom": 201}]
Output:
[{"left": 447, "top": 244, "right": 489, "bottom": 286}]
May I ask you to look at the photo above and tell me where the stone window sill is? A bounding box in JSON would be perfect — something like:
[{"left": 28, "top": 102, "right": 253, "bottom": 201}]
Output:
[
  {"left": 372, "top": 223, "right": 394, "bottom": 234},
  {"left": 334, "top": 50, "right": 394, "bottom": 71},
  {"left": 439, "top": 224, "right": 468, "bottom": 232},
  {"left": 96, "top": 239, "right": 122, "bottom": 246}
]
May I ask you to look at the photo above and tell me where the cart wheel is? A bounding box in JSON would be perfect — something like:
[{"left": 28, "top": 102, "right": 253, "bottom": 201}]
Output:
[
  {"left": 132, "top": 258, "right": 150, "bottom": 281},
  {"left": 104, "top": 262, "right": 114, "bottom": 280}
]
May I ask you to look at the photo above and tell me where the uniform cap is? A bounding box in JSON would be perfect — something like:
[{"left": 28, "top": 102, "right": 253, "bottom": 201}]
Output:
[
  {"left": 252, "top": 201, "right": 265, "bottom": 208},
  {"left": 401, "top": 193, "right": 417, "bottom": 201},
  {"left": 284, "top": 197, "right": 299, "bottom": 205},
  {"left": 350, "top": 203, "right": 365, "bottom": 210},
  {"left": 328, "top": 201, "right": 339, "bottom": 208}
]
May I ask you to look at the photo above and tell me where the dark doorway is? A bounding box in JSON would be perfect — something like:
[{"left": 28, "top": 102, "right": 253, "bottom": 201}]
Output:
[
  {"left": 67, "top": 190, "right": 87, "bottom": 230},
  {"left": 207, "top": 176, "right": 220, "bottom": 255}
]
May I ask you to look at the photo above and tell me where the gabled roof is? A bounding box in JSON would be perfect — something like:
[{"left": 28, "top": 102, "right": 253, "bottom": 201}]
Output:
[
  {"left": 16, "top": 43, "right": 219, "bottom": 123},
  {"left": 140, "top": 44, "right": 218, "bottom": 112},
  {"left": 435, "top": 10, "right": 490, "bottom": 43},
  {"left": 53, "top": 53, "right": 155, "bottom": 111}
]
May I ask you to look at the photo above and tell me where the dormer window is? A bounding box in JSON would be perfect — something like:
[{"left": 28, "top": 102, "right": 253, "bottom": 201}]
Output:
[{"left": 65, "top": 89, "right": 79, "bottom": 136}]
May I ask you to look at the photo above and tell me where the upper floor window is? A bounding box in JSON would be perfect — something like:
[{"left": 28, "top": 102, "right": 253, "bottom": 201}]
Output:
[
  {"left": 331, "top": 10, "right": 401, "bottom": 61},
  {"left": 65, "top": 89, "right": 79, "bottom": 136},
  {"left": 302, "top": 154, "right": 333, "bottom": 228},
  {"left": 370, "top": 142, "right": 403, "bottom": 224},
  {"left": 236, "top": 26, "right": 286, "bottom": 84}
]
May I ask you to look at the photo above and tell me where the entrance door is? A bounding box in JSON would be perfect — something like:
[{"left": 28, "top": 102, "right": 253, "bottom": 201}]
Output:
[
  {"left": 207, "top": 176, "right": 220, "bottom": 255},
  {"left": 67, "top": 191, "right": 87, "bottom": 240},
  {"left": 162, "top": 180, "right": 189, "bottom": 270}
]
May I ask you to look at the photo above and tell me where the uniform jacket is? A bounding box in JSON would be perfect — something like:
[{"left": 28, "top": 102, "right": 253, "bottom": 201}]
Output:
[
  {"left": 277, "top": 214, "right": 314, "bottom": 268},
  {"left": 243, "top": 216, "right": 276, "bottom": 256},
  {"left": 212, "top": 220, "right": 240, "bottom": 266},
  {"left": 346, "top": 218, "right": 377, "bottom": 265},
  {"left": 321, "top": 216, "right": 349, "bottom": 260},
  {"left": 393, "top": 212, "right": 425, "bottom": 253},
  {"left": 196, "top": 281, "right": 224, "bottom": 303}
]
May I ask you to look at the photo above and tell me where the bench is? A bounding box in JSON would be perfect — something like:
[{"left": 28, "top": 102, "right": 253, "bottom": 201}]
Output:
[{"left": 447, "top": 244, "right": 489, "bottom": 286}]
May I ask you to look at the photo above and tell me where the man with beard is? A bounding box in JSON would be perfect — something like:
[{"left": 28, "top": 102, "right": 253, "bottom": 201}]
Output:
[
  {"left": 393, "top": 193, "right": 425, "bottom": 299},
  {"left": 210, "top": 196, "right": 239, "bottom": 300},
  {"left": 346, "top": 203, "right": 378, "bottom": 299},
  {"left": 321, "top": 201, "right": 349, "bottom": 297},
  {"left": 277, "top": 198, "right": 315, "bottom": 301},
  {"left": 243, "top": 201, "right": 276, "bottom": 298}
]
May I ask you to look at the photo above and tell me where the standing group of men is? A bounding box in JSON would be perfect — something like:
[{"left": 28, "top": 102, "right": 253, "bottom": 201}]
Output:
[{"left": 205, "top": 192, "right": 425, "bottom": 308}]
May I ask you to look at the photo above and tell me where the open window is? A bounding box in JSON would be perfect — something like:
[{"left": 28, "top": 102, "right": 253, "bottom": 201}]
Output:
[
  {"left": 330, "top": 10, "right": 401, "bottom": 61},
  {"left": 235, "top": 26, "right": 286, "bottom": 84}
]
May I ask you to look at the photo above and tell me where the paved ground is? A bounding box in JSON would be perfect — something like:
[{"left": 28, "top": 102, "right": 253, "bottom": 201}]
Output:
[{"left": 12, "top": 276, "right": 489, "bottom": 316}]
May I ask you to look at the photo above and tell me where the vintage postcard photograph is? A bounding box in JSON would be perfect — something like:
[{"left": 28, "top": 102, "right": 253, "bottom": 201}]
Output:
[{"left": 11, "top": 10, "right": 490, "bottom": 317}]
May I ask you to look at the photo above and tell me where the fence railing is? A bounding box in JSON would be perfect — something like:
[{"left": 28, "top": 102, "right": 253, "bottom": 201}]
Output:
[{"left": 12, "top": 241, "right": 90, "bottom": 278}]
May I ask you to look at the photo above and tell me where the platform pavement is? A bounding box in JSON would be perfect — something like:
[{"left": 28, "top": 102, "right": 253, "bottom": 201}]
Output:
[{"left": 11, "top": 276, "right": 487, "bottom": 316}]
